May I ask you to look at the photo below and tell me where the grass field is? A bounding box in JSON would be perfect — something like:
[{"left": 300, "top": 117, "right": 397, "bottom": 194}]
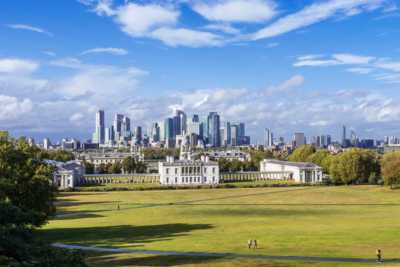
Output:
[{"left": 40, "top": 186, "right": 400, "bottom": 266}]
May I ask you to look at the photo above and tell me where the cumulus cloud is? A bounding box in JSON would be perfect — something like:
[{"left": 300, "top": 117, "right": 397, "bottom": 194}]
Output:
[
  {"left": 6, "top": 24, "right": 53, "bottom": 36},
  {"left": 0, "top": 58, "right": 39, "bottom": 74},
  {"left": 115, "top": 2, "right": 179, "bottom": 37},
  {"left": 0, "top": 95, "right": 33, "bottom": 120},
  {"left": 192, "top": 0, "right": 277, "bottom": 23}
]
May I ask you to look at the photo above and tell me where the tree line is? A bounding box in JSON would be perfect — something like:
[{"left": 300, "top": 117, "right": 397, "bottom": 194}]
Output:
[
  {"left": 288, "top": 145, "right": 400, "bottom": 186},
  {"left": 84, "top": 156, "right": 147, "bottom": 175}
]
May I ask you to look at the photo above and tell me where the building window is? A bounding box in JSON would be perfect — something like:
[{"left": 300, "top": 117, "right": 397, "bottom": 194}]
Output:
[
  {"left": 204, "top": 177, "right": 207, "bottom": 182},
  {"left": 175, "top": 168, "right": 178, "bottom": 174},
  {"left": 175, "top": 177, "right": 177, "bottom": 183},
  {"left": 212, "top": 167, "right": 215, "bottom": 174},
  {"left": 166, "top": 168, "right": 169, "bottom": 174},
  {"left": 166, "top": 178, "right": 169, "bottom": 183}
]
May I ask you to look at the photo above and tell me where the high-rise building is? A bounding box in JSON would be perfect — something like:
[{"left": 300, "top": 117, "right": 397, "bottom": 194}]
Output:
[
  {"left": 43, "top": 138, "right": 51, "bottom": 150},
  {"left": 265, "top": 128, "right": 273, "bottom": 147},
  {"left": 207, "top": 112, "right": 220, "bottom": 147},
  {"left": 342, "top": 125, "right": 347, "bottom": 147},
  {"left": 230, "top": 124, "right": 238, "bottom": 146},
  {"left": 164, "top": 118, "right": 174, "bottom": 148},
  {"left": 223, "top": 122, "right": 231, "bottom": 146},
  {"left": 173, "top": 110, "right": 187, "bottom": 136},
  {"left": 159, "top": 121, "right": 165, "bottom": 142},
  {"left": 113, "top": 114, "right": 124, "bottom": 142},
  {"left": 150, "top": 122, "right": 160, "bottom": 143},
  {"left": 122, "top": 116, "right": 131, "bottom": 138},
  {"left": 134, "top": 126, "right": 142, "bottom": 145},
  {"left": 93, "top": 110, "right": 105, "bottom": 144},
  {"left": 293, "top": 132, "right": 305, "bottom": 147},
  {"left": 192, "top": 114, "right": 199, "bottom": 123}
]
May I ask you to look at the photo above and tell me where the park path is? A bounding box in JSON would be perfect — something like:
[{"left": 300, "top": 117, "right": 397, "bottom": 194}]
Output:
[{"left": 53, "top": 243, "right": 397, "bottom": 264}]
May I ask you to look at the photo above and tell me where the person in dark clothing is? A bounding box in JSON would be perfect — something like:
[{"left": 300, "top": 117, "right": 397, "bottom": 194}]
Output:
[{"left": 376, "top": 249, "right": 382, "bottom": 263}]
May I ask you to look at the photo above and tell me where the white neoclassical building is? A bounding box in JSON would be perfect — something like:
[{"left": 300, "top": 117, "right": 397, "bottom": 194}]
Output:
[
  {"left": 48, "top": 160, "right": 85, "bottom": 189},
  {"left": 260, "top": 159, "right": 323, "bottom": 184},
  {"left": 158, "top": 156, "right": 219, "bottom": 185}
]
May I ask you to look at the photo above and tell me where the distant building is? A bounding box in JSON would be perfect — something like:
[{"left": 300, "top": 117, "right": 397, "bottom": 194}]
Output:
[
  {"left": 43, "top": 138, "right": 51, "bottom": 150},
  {"left": 265, "top": 128, "right": 273, "bottom": 147},
  {"left": 207, "top": 112, "right": 221, "bottom": 147},
  {"left": 92, "top": 110, "right": 105, "bottom": 144},
  {"left": 293, "top": 132, "right": 305, "bottom": 148},
  {"left": 158, "top": 155, "right": 219, "bottom": 185},
  {"left": 260, "top": 159, "right": 323, "bottom": 184},
  {"left": 49, "top": 160, "right": 85, "bottom": 189}
]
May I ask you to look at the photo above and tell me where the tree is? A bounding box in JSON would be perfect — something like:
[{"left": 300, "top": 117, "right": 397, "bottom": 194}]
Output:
[
  {"left": 122, "top": 156, "right": 136, "bottom": 174},
  {"left": 0, "top": 138, "right": 86, "bottom": 266},
  {"left": 306, "top": 150, "right": 332, "bottom": 173},
  {"left": 135, "top": 161, "right": 147, "bottom": 173},
  {"left": 329, "top": 148, "right": 380, "bottom": 185},
  {"left": 381, "top": 152, "right": 400, "bottom": 187},
  {"left": 108, "top": 162, "right": 122, "bottom": 174},
  {"left": 38, "top": 149, "right": 75, "bottom": 162},
  {"left": 97, "top": 163, "right": 108, "bottom": 174},
  {"left": 83, "top": 161, "right": 94, "bottom": 174},
  {"left": 288, "top": 145, "right": 316, "bottom": 162}
]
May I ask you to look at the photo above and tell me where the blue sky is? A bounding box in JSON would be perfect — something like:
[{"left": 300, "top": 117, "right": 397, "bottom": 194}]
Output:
[{"left": 0, "top": 0, "right": 400, "bottom": 143}]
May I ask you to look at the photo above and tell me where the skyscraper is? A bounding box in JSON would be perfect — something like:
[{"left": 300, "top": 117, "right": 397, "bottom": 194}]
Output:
[
  {"left": 134, "top": 126, "right": 142, "bottom": 145},
  {"left": 293, "top": 132, "right": 305, "bottom": 147},
  {"left": 207, "top": 112, "right": 220, "bottom": 147},
  {"left": 230, "top": 124, "right": 238, "bottom": 146},
  {"left": 93, "top": 110, "right": 105, "bottom": 144},
  {"left": 113, "top": 114, "right": 124, "bottom": 142},
  {"left": 164, "top": 118, "right": 174, "bottom": 148},
  {"left": 150, "top": 122, "right": 160, "bottom": 142},
  {"left": 223, "top": 121, "right": 231, "bottom": 146},
  {"left": 342, "top": 125, "right": 347, "bottom": 147},
  {"left": 173, "top": 110, "right": 187, "bottom": 136},
  {"left": 265, "top": 128, "right": 273, "bottom": 147}
]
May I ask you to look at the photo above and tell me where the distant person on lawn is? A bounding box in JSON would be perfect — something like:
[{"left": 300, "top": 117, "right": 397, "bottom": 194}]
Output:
[{"left": 376, "top": 249, "right": 382, "bottom": 263}]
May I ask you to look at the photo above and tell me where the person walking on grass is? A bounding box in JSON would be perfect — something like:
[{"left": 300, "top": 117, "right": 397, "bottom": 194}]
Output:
[
  {"left": 253, "top": 240, "right": 258, "bottom": 249},
  {"left": 117, "top": 203, "right": 120, "bottom": 211},
  {"left": 376, "top": 249, "right": 382, "bottom": 263},
  {"left": 247, "top": 240, "right": 253, "bottom": 249}
]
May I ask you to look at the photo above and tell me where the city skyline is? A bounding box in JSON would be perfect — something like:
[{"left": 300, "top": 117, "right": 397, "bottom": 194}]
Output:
[{"left": 1, "top": 0, "right": 400, "bottom": 142}]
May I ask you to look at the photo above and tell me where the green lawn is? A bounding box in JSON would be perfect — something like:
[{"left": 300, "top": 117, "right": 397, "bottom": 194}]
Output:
[{"left": 40, "top": 186, "right": 400, "bottom": 266}]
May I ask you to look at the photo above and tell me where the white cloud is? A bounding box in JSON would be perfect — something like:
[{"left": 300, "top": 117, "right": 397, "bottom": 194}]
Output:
[
  {"left": 81, "top": 47, "right": 128, "bottom": 56},
  {"left": 266, "top": 42, "right": 279, "bottom": 48},
  {"left": 294, "top": 53, "right": 375, "bottom": 67},
  {"left": 252, "top": 0, "right": 388, "bottom": 40},
  {"left": 0, "top": 95, "right": 33, "bottom": 120},
  {"left": 0, "top": 58, "right": 39, "bottom": 74},
  {"left": 70, "top": 113, "right": 84, "bottom": 124},
  {"left": 203, "top": 23, "right": 240, "bottom": 35},
  {"left": 151, "top": 27, "right": 223, "bottom": 47},
  {"left": 347, "top": 67, "right": 373, "bottom": 74},
  {"left": 332, "top": 53, "right": 374, "bottom": 64},
  {"left": 192, "top": 0, "right": 277, "bottom": 23},
  {"left": 7, "top": 24, "right": 53, "bottom": 36},
  {"left": 43, "top": 51, "right": 56, "bottom": 57},
  {"left": 277, "top": 75, "right": 305, "bottom": 91},
  {"left": 115, "top": 3, "right": 179, "bottom": 37}
]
